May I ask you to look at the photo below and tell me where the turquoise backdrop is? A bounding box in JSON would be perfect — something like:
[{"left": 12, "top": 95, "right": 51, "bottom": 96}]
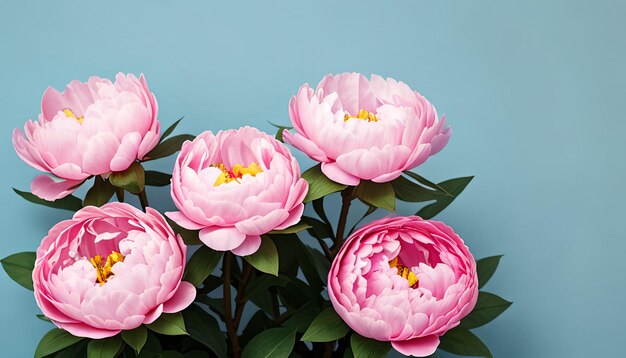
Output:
[{"left": 1, "top": 1, "right": 624, "bottom": 357}]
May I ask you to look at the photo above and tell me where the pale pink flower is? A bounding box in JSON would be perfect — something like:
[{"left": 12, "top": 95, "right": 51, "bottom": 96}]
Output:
[
  {"left": 328, "top": 216, "right": 478, "bottom": 357},
  {"left": 283, "top": 73, "right": 451, "bottom": 186},
  {"left": 13, "top": 73, "right": 160, "bottom": 200},
  {"left": 166, "top": 127, "right": 308, "bottom": 256},
  {"left": 33, "top": 203, "right": 195, "bottom": 339}
]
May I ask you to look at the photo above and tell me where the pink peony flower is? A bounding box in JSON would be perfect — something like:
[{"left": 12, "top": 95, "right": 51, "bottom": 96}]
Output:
[
  {"left": 328, "top": 216, "right": 478, "bottom": 357},
  {"left": 32, "top": 202, "right": 195, "bottom": 339},
  {"left": 283, "top": 73, "right": 451, "bottom": 186},
  {"left": 13, "top": 73, "right": 160, "bottom": 201},
  {"left": 166, "top": 127, "right": 308, "bottom": 256}
]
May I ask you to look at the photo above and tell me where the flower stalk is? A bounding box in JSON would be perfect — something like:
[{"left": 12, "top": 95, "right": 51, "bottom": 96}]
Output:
[
  {"left": 222, "top": 252, "right": 241, "bottom": 358},
  {"left": 331, "top": 187, "right": 354, "bottom": 257}
]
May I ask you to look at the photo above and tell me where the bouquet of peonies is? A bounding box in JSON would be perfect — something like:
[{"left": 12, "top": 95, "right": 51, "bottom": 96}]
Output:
[{"left": 3, "top": 72, "right": 511, "bottom": 357}]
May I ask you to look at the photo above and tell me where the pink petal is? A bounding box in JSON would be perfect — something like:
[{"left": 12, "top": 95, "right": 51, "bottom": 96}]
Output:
[
  {"left": 391, "top": 335, "right": 440, "bottom": 357},
  {"left": 198, "top": 226, "right": 246, "bottom": 251},
  {"left": 110, "top": 132, "right": 142, "bottom": 172},
  {"left": 143, "top": 304, "right": 164, "bottom": 324},
  {"left": 283, "top": 131, "right": 329, "bottom": 162},
  {"left": 162, "top": 281, "right": 196, "bottom": 313},
  {"left": 55, "top": 321, "right": 120, "bottom": 339},
  {"left": 165, "top": 211, "right": 206, "bottom": 230},
  {"left": 231, "top": 235, "right": 262, "bottom": 256},
  {"left": 235, "top": 209, "right": 288, "bottom": 236},
  {"left": 31, "top": 175, "right": 83, "bottom": 201},
  {"left": 321, "top": 162, "right": 360, "bottom": 186}
]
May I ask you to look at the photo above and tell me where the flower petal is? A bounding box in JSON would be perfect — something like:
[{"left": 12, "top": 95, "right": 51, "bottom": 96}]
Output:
[
  {"left": 162, "top": 281, "right": 196, "bottom": 313},
  {"left": 30, "top": 175, "right": 83, "bottom": 201},
  {"left": 198, "top": 226, "right": 246, "bottom": 251},
  {"left": 391, "top": 335, "right": 440, "bottom": 357}
]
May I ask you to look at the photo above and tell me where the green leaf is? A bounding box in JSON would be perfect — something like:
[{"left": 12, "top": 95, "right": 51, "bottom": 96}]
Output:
[
  {"left": 391, "top": 175, "right": 443, "bottom": 203},
  {"left": 282, "top": 304, "right": 320, "bottom": 333},
  {"left": 136, "top": 331, "right": 162, "bottom": 357},
  {"left": 403, "top": 171, "right": 452, "bottom": 196},
  {"left": 1, "top": 251, "right": 36, "bottom": 290},
  {"left": 166, "top": 218, "right": 202, "bottom": 245},
  {"left": 183, "top": 304, "right": 227, "bottom": 357},
  {"left": 244, "top": 237, "right": 279, "bottom": 276},
  {"left": 145, "top": 170, "right": 172, "bottom": 187},
  {"left": 109, "top": 161, "right": 145, "bottom": 194},
  {"left": 350, "top": 334, "right": 391, "bottom": 358},
  {"left": 438, "top": 327, "right": 492, "bottom": 358},
  {"left": 302, "top": 216, "right": 332, "bottom": 239},
  {"left": 348, "top": 205, "right": 377, "bottom": 236},
  {"left": 144, "top": 134, "right": 195, "bottom": 161},
  {"left": 354, "top": 180, "right": 395, "bottom": 212},
  {"left": 461, "top": 292, "right": 512, "bottom": 329},
  {"left": 301, "top": 307, "right": 350, "bottom": 342},
  {"left": 301, "top": 164, "right": 347, "bottom": 203},
  {"left": 53, "top": 339, "right": 89, "bottom": 358},
  {"left": 293, "top": 241, "right": 323, "bottom": 293},
  {"left": 36, "top": 314, "right": 51, "bottom": 322},
  {"left": 269, "top": 221, "right": 312, "bottom": 235},
  {"left": 416, "top": 176, "right": 473, "bottom": 219},
  {"left": 146, "top": 312, "right": 188, "bottom": 336},
  {"left": 183, "top": 246, "right": 223, "bottom": 287},
  {"left": 87, "top": 335, "right": 123, "bottom": 358},
  {"left": 83, "top": 176, "right": 115, "bottom": 207},
  {"left": 241, "top": 327, "right": 296, "bottom": 358},
  {"left": 195, "top": 296, "right": 225, "bottom": 317},
  {"left": 121, "top": 326, "right": 148, "bottom": 354},
  {"left": 245, "top": 274, "right": 289, "bottom": 298},
  {"left": 312, "top": 198, "right": 335, "bottom": 240},
  {"left": 268, "top": 121, "right": 294, "bottom": 143},
  {"left": 275, "top": 127, "right": 286, "bottom": 142},
  {"left": 305, "top": 245, "right": 330, "bottom": 284},
  {"left": 268, "top": 121, "right": 293, "bottom": 130},
  {"left": 160, "top": 117, "right": 184, "bottom": 143},
  {"left": 34, "top": 328, "right": 84, "bottom": 358},
  {"left": 13, "top": 188, "right": 83, "bottom": 211},
  {"left": 476, "top": 255, "right": 503, "bottom": 289},
  {"left": 241, "top": 310, "right": 275, "bottom": 346}
]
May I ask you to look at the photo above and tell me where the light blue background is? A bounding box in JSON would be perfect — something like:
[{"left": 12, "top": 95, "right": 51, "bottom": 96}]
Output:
[{"left": 1, "top": 1, "right": 624, "bottom": 357}]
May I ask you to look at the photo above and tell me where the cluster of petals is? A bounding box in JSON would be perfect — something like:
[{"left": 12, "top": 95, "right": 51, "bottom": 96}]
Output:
[
  {"left": 167, "top": 126, "right": 308, "bottom": 256},
  {"left": 328, "top": 216, "right": 478, "bottom": 357},
  {"left": 283, "top": 72, "right": 451, "bottom": 186},
  {"left": 13, "top": 73, "right": 160, "bottom": 200},
  {"left": 32, "top": 202, "right": 195, "bottom": 339}
]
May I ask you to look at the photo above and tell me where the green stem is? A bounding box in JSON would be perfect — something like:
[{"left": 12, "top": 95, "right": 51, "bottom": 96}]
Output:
[
  {"left": 223, "top": 253, "right": 241, "bottom": 358},
  {"left": 115, "top": 187, "right": 124, "bottom": 203},
  {"left": 330, "top": 188, "right": 354, "bottom": 257},
  {"left": 270, "top": 286, "right": 281, "bottom": 321},
  {"left": 137, "top": 189, "right": 149, "bottom": 211},
  {"left": 233, "top": 260, "right": 253, "bottom": 330}
]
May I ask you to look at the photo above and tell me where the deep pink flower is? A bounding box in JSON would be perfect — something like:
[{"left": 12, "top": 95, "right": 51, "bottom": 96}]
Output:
[
  {"left": 166, "top": 127, "right": 308, "bottom": 256},
  {"left": 13, "top": 73, "right": 160, "bottom": 201},
  {"left": 33, "top": 203, "right": 195, "bottom": 339},
  {"left": 328, "top": 216, "right": 478, "bottom": 357},
  {"left": 283, "top": 73, "right": 451, "bottom": 186}
]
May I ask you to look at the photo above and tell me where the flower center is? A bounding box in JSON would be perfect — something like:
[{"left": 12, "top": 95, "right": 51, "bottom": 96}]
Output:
[
  {"left": 63, "top": 109, "right": 84, "bottom": 124},
  {"left": 389, "top": 257, "right": 419, "bottom": 288},
  {"left": 89, "top": 251, "right": 125, "bottom": 285},
  {"left": 212, "top": 162, "right": 263, "bottom": 186},
  {"left": 344, "top": 109, "right": 379, "bottom": 122}
]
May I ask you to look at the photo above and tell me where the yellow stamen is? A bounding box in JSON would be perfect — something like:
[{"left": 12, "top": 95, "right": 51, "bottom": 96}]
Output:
[
  {"left": 389, "top": 257, "right": 419, "bottom": 288},
  {"left": 213, "top": 162, "right": 263, "bottom": 186},
  {"left": 89, "top": 251, "right": 125, "bottom": 285},
  {"left": 344, "top": 109, "right": 379, "bottom": 122},
  {"left": 63, "top": 109, "right": 84, "bottom": 124}
]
